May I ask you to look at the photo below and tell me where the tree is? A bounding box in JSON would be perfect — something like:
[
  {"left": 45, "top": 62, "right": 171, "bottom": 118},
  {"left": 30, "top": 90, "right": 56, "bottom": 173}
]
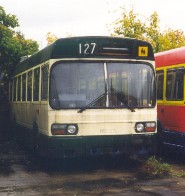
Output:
[
  {"left": 146, "top": 12, "right": 161, "bottom": 52},
  {"left": 0, "top": 6, "right": 39, "bottom": 78},
  {"left": 46, "top": 32, "right": 58, "bottom": 45},
  {"left": 158, "top": 29, "right": 185, "bottom": 51},
  {"left": 112, "top": 7, "right": 185, "bottom": 52},
  {"left": 45, "top": 32, "right": 74, "bottom": 45},
  {"left": 113, "top": 7, "right": 146, "bottom": 40},
  {"left": 0, "top": 6, "right": 19, "bottom": 28},
  {"left": 0, "top": 6, "right": 39, "bottom": 136}
]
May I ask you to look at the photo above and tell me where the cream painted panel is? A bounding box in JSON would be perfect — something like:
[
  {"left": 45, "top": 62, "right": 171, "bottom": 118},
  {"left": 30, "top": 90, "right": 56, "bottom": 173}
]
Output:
[{"left": 48, "top": 108, "right": 157, "bottom": 136}]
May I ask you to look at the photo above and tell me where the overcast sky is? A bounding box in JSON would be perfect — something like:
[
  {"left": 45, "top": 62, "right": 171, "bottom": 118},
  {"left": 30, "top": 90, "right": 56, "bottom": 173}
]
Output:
[{"left": 1, "top": 0, "right": 185, "bottom": 48}]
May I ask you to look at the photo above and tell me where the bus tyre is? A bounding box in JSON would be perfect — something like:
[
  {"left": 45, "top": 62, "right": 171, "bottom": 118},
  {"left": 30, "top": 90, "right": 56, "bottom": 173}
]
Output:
[
  {"left": 11, "top": 116, "right": 17, "bottom": 140},
  {"left": 32, "top": 122, "right": 39, "bottom": 155},
  {"left": 157, "top": 121, "right": 164, "bottom": 155}
]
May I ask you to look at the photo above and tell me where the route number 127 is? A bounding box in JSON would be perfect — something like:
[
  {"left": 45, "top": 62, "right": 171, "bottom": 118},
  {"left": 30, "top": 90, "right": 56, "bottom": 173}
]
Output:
[{"left": 79, "top": 43, "right": 96, "bottom": 55}]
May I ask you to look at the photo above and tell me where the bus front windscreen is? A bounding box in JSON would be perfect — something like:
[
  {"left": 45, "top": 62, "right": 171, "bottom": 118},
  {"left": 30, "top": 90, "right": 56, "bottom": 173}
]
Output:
[{"left": 50, "top": 62, "right": 156, "bottom": 110}]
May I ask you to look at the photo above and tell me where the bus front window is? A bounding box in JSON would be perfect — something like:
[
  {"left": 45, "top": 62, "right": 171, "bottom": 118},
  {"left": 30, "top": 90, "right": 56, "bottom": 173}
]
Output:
[
  {"left": 50, "top": 62, "right": 156, "bottom": 109},
  {"left": 50, "top": 62, "right": 105, "bottom": 109},
  {"left": 107, "top": 63, "right": 156, "bottom": 108}
]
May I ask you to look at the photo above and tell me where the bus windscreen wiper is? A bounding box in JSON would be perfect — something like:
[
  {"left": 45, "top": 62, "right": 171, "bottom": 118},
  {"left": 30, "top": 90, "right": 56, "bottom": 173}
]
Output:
[
  {"left": 110, "top": 87, "right": 135, "bottom": 112},
  {"left": 78, "top": 92, "right": 106, "bottom": 113},
  {"left": 78, "top": 89, "right": 135, "bottom": 113}
]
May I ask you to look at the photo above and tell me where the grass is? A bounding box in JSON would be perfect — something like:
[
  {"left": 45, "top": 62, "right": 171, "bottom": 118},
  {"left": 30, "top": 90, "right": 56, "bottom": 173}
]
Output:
[
  {"left": 175, "top": 172, "right": 185, "bottom": 178},
  {"left": 139, "top": 156, "right": 172, "bottom": 179}
]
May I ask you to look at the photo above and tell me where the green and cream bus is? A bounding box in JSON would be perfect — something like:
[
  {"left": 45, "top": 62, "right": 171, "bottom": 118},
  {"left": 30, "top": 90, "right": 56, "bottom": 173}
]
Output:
[{"left": 9, "top": 36, "right": 157, "bottom": 158}]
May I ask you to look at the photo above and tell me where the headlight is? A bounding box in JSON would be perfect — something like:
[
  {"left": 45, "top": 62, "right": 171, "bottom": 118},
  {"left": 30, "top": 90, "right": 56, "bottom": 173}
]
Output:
[
  {"left": 135, "top": 123, "right": 145, "bottom": 132},
  {"left": 51, "top": 124, "right": 78, "bottom": 135},
  {"left": 67, "top": 125, "right": 77, "bottom": 134},
  {"left": 135, "top": 122, "right": 156, "bottom": 133}
]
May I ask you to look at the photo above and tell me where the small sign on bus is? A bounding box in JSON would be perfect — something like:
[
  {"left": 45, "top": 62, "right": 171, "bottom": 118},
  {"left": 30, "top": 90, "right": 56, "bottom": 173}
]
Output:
[{"left": 138, "top": 46, "right": 148, "bottom": 57}]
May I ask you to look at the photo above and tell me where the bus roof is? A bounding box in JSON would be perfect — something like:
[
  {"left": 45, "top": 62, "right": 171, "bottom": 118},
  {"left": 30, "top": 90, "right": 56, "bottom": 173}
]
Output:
[
  {"left": 14, "top": 36, "right": 154, "bottom": 75},
  {"left": 155, "top": 47, "right": 185, "bottom": 68}
]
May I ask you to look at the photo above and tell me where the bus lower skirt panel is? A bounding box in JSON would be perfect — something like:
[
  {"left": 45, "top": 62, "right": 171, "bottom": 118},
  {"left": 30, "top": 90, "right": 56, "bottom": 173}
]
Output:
[
  {"left": 158, "top": 129, "right": 185, "bottom": 155},
  {"left": 38, "top": 134, "right": 156, "bottom": 159}
]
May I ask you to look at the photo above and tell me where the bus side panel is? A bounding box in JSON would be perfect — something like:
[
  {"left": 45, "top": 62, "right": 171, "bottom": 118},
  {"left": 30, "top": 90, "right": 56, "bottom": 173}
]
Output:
[
  {"left": 11, "top": 102, "right": 34, "bottom": 148},
  {"left": 158, "top": 105, "right": 185, "bottom": 133},
  {"left": 11, "top": 102, "right": 49, "bottom": 150},
  {"left": 158, "top": 104, "right": 185, "bottom": 154},
  {"left": 32, "top": 102, "right": 48, "bottom": 135}
]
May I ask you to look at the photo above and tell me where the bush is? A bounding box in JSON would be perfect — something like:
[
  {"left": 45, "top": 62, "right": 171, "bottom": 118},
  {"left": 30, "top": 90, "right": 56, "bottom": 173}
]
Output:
[{"left": 139, "top": 156, "right": 172, "bottom": 179}]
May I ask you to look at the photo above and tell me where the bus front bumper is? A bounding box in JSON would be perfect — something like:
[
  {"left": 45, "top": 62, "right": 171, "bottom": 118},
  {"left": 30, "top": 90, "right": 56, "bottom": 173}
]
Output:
[{"left": 38, "top": 134, "right": 156, "bottom": 159}]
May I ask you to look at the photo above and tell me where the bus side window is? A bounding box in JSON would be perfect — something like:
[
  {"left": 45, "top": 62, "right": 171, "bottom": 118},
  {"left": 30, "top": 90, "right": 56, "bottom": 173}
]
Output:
[
  {"left": 17, "top": 75, "right": 21, "bottom": 101},
  {"left": 27, "top": 71, "right": 32, "bottom": 101},
  {"left": 9, "top": 79, "right": 13, "bottom": 102},
  {"left": 41, "top": 65, "right": 49, "bottom": 101},
  {"left": 33, "top": 68, "right": 40, "bottom": 101},
  {"left": 22, "top": 73, "right": 26, "bottom": 101},
  {"left": 175, "top": 69, "right": 184, "bottom": 100},
  {"left": 13, "top": 78, "right": 17, "bottom": 102},
  {"left": 166, "top": 68, "right": 184, "bottom": 100},
  {"left": 156, "top": 70, "right": 164, "bottom": 100}
]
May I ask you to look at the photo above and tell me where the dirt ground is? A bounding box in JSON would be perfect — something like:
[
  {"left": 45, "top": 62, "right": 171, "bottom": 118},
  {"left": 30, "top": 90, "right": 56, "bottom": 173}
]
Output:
[{"left": 0, "top": 137, "right": 185, "bottom": 196}]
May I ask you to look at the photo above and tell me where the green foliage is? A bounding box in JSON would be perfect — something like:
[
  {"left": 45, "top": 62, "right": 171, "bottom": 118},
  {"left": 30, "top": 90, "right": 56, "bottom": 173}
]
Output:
[
  {"left": 158, "top": 29, "right": 185, "bottom": 51},
  {"left": 113, "top": 8, "right": 146, "bottom": 40},
  {"left": 175, "top": 172, "right": 185, "bottom": 178},
  {"left": 0, "top": 6, "right": 19, "bottom": 28},
  {"left": 46, "top": 32, "right": 58, "bottom": 45},
  {"left": 0, "top": 6, "right": 39, "bottom": 78},
  {"left": 140, "top": 156, "right": 171, "bottom": 179},
  {"left": 112, "top": 7, "right": 185, "bottom": 52}
]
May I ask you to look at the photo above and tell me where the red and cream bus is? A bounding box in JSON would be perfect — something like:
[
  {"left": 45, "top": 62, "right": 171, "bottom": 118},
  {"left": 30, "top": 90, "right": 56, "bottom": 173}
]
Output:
[{"left": 155, "top": 47, "right": 185, "bottom": 154}]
